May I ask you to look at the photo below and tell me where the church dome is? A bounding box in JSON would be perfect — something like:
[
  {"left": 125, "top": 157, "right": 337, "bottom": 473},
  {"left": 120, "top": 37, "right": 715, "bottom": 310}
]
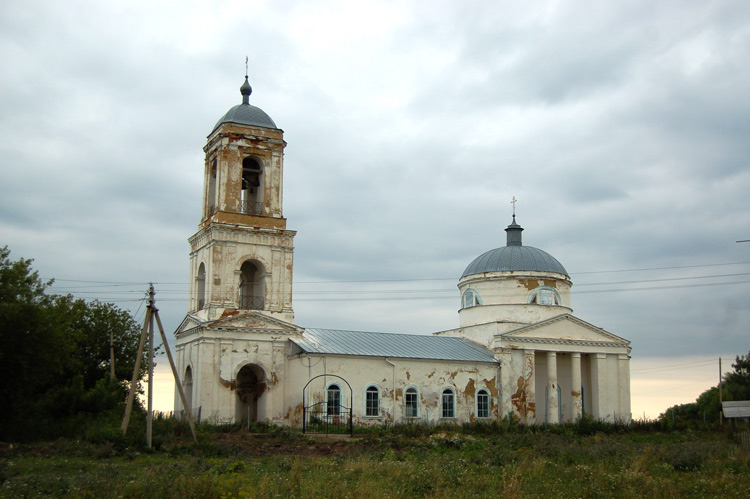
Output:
[
  {"left": 212, "top": 76, "right": 277, "bottom": 132},
  {"left": 461, "top": 216, "right": 568, "bottom": 278}
]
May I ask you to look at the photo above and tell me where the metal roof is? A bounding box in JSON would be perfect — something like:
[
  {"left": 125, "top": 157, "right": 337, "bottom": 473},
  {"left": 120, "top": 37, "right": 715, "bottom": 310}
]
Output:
[
  {"left": 462, "top": 245, "right": 568, "bottom": 277},
  {"left": 213, "top": 103, "right": 277, "bottom": 131},
  {"left": 291, "top": 328, "right": 497, "bottom": 363},
  {"left": 212, "top": 76, "right": 278, "bottom": 132},
  {"left": 462, "top": 217, "right": 568, "bottom": 278}
]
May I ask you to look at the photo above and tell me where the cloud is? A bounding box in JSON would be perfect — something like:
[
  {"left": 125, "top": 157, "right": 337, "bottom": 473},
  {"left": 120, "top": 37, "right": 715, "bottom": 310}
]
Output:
[{"left": 1, "top": 0, "right": 749, "bottom": 407}]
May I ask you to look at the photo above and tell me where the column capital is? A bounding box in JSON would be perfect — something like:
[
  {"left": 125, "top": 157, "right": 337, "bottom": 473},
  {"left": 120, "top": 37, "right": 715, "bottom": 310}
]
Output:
[{"left": 571, "top": 352, "right": 581, "bottom": 359}]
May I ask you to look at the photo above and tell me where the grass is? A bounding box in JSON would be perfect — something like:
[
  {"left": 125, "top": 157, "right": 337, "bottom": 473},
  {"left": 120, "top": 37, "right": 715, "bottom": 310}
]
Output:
[{"left": 1, "top": 423, "right": 749, "bottom": 498}]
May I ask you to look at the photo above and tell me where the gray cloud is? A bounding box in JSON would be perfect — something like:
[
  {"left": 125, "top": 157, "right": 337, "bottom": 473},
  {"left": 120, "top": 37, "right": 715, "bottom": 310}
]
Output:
[{"left": 1, "top": 0, "right": 749, "bottom": 383}]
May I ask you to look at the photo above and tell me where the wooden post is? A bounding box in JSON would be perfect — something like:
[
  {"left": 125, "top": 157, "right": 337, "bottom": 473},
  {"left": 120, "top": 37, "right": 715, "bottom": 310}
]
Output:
[
  {"left": 146, "top": 285, "right": 155, "bottom": 449},
  {"left": 154, "top": 309, "right": 199, "bottom": 444},
  {"left": 719, "top": 357, "right": 723, "bottom": 425},
  {"left": 110, "top": 328, "right": 115, "bottom": 379},
  {"left": 121, "top": 302, "right": 151, "bottom": 435}
]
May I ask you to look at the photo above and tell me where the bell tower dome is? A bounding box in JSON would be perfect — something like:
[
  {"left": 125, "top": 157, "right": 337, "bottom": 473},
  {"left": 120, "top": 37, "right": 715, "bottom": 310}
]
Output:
[{"left": 188, "top": 75, "right": 295, "bottom": 323}]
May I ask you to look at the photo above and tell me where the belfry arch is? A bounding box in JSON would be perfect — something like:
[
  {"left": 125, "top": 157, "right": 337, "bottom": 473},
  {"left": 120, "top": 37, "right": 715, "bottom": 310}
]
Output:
[
  {"left": 239, "top": 260, "right": 265, "bottom": 310},
  {"left": 241, "top": 157, "right": 263, "bottom": 215},
  {"left": 235, "top": 364, "right": 267, "bottom": 422},
  {"left": 196, "top": 263, "right": 206, "bottom": 310}
]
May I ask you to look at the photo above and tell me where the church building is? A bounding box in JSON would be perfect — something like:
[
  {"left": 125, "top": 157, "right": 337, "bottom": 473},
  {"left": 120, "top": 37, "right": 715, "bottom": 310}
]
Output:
[{"left": 173, "top": 77, "right": 632, "bottom": 427}]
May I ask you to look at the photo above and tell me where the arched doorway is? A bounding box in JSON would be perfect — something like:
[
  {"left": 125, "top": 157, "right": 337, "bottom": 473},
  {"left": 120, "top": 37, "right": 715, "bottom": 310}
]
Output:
[{"left": 236, "top": 364, "right": 267, "bottom": 423}]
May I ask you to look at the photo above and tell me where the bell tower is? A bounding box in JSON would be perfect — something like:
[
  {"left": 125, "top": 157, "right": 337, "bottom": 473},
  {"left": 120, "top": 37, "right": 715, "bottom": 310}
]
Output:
[{"left": 188, "top": 75, "right": 295, "bottom": 323}]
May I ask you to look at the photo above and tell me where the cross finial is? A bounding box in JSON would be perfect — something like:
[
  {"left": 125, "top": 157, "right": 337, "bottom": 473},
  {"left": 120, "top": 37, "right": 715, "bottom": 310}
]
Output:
[
  {"left": 245, "top": 56, "right": 248, "bottom": 78},
  {"left": 511, "top": 196, "right": 517, "bottom": 217}
]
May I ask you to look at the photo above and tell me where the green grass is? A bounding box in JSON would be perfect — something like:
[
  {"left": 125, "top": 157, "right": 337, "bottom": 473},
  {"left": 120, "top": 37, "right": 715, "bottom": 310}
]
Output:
[{"left": 1, "top": 425, "right": 749, "bottom": 498}]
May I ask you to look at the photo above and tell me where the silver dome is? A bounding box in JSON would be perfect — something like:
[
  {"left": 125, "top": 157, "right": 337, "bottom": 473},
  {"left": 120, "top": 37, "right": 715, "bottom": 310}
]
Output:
[
  {"left": 462, "top": 216, "right": 569, "bottom": 278},
  {"left": 462, "top": 245, "right": 568, "bottom": 277}
]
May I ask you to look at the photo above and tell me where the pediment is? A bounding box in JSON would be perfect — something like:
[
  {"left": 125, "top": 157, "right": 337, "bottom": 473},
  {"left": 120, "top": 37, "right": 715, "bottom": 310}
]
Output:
[
  {"left": 206, "top": 311, "right": 303, "bottom": 334},
  {"left": 175, "top": 314, "right": 204, "bottom": 335},
  {"left": 499, "top": 314, "right": 629, "bottom": 346}
]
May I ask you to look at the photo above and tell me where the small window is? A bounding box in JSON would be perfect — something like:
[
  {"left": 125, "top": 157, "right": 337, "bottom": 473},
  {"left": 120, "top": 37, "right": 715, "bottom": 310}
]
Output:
[
  {"left": 405, "top": 387, "right": 418, "bottom": 418},
  {"left": 477, "top": 389, "right": 490, "bottom": 418},
  {"left": 327, "top": 384, "right": 341, "bottom": 416},
  {"left": 365, "top": 386, "right": 379, "bottom": 417},
  {"left": 528, "top": 287, "right": 561, "bottom": 306},
  {"left": 462, "top": 289, "right": 482, "bottom": 309},
  {"left": 441, "top": 388, "right": 455, "bottom": 418}
]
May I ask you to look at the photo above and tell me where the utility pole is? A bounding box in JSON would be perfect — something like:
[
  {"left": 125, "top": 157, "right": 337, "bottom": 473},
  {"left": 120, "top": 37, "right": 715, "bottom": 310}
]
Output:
[
  {"left": 719, "top": 357, "right": 723, "bottom": 425},
  {"left": 146, "top": 284, "right": 155, "bottom": 449},
  {"left": 121, "top": 285, "right": 198, "bottom": 447},
  {"left": 110, "top": 328, "right": 116, "bottom": 379}
]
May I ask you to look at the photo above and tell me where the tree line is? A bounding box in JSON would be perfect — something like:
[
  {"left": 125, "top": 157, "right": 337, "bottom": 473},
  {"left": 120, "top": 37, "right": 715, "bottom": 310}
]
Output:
[
  {"left": 0, "top": 246, "right": 148, "bottom": 441},
  {"left": 659, "top": 351, "right": 750, "bottom": 424}
]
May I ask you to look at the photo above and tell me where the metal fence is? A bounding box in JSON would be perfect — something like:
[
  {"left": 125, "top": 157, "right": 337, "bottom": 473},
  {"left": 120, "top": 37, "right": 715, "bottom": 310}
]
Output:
[
  {"left": 239, "top": 296, "right": 264, "bottom": 310},
  {"left": 303, "top": 402, "right": 353, "bottom": 436}
]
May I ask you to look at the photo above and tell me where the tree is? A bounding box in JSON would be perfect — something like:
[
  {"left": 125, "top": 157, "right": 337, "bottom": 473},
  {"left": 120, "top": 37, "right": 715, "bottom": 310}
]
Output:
[
  {"left": 723, "top": 351, "right": 750, "bottom": 401},
  {"left": 0, "top": 246, "right": 149, "bottom": 440},
  {"left": 659, "top": 352, "right": 750, "bottom": 424},
  {"left": 0, "top": 246, "right": 76, "bottom": 414}
]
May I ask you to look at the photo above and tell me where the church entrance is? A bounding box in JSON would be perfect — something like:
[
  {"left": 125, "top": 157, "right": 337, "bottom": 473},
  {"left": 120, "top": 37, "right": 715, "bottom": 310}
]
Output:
[
  {"left": 302, "top": 374, "right": 353, "bottom": 436},
  {"left": 236, "top": 364, "right": 267, "bottom": 423}
]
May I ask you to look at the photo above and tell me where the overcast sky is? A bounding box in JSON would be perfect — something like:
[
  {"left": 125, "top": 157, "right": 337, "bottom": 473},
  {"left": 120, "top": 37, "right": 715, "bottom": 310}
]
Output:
[{"left": 2, "top": 0, "right": 748, "bottom": 417}]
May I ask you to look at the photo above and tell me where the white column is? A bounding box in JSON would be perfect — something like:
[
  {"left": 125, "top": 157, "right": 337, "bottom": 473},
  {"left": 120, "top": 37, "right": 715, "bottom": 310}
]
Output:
[
  {"left": 571, "top": 352, "right": 582, "bottom": 421},
  {"left": 591, "top": 353, "right": 608, "bottom": 421},
  {"left": 618, "top": 354, "right": 631, "bottom": 423},
  {"left": 523, "top": 349, "right": 536, "bottom": 424},
  {"left": 547, "top": 351, "right": 559, "bottom": 424}
]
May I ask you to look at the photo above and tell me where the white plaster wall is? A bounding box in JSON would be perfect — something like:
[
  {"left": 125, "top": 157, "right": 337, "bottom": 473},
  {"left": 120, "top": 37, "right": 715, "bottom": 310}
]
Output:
[
  {"left": 189, "top": 225, "right": 295, "bottom": 322},
  {"left": 175, "top": 326, "right": 298, "bottom": 424},
  {"left": 284, "top": 355, "right": 500, "bottom": 427}
]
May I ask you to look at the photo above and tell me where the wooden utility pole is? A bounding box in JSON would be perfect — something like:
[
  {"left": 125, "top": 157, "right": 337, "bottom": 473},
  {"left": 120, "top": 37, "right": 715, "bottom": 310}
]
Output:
[
  {"left": 110, "top": 328, "right": 116, "bottom": 379},
  {"left": 719, "top": 357, "right": 723, "bottom": 425},
  {"left": 146, "top": 285, "right": 155, "bottom": 448},
  {"left": 121, "top": 285, "right": 198, "bottom": 446}
]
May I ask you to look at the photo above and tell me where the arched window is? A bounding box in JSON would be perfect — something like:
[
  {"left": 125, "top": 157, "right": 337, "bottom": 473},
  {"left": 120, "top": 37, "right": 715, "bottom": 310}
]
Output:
[
  {"left": 476, "top": 389, "right": 490, "bottom": 418},
  {"left": 207, "top": 158, "right": 217, "bottom": 215},
  {"left": 239, "top": 261, "right": 264, "bottom": 310},
  {"left": 441, "top": 388, "right": 455, "bottom": 418},
  {"left": 462, "top": 289, "right": 482, "bottom": 309},
  {"left": 527, "top": 286, "right": 561, "bottom": 306},
  {"left": 183, "top": 366, "right": 193, "bottom": 417},
  {"left": 365, "top": 385, "right": 380, "bottom": 417},
  {"left": 327, "top": 384, "right": 341, "bottom": 416},
  {"left": 196, "top": 263, "right": 206, "bottom": 309},
  {"left": 241, "top": 157, "right": 263, "bottom": 215},
  {"left": 404, "top": 386, "right": 419, "bottom": 418}
]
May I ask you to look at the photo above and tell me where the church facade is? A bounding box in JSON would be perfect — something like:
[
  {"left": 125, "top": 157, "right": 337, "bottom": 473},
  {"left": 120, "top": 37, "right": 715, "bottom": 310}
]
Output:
[{"left": 173, "top": 77, "right": 632, "bottom": 426}]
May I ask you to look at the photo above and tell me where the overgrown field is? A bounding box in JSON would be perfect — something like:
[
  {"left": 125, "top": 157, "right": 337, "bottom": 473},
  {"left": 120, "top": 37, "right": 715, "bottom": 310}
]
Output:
[{"left": 1, "top": 424, "right": 749, "bottom": 498}]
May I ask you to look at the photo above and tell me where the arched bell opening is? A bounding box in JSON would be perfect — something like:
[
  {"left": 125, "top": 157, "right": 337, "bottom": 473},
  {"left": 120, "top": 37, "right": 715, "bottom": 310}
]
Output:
[
  {"left": 196, "top": 263, "right": 206, "bottom": 310},
  {"left": 241, "top": 157, "right": 263, "bottom": 215},
  {"left": 235, "top": 364, "right": 267, "bottom": 423},
  {"left": 238, "top": 260, "right": 265, "bottom": 310}
]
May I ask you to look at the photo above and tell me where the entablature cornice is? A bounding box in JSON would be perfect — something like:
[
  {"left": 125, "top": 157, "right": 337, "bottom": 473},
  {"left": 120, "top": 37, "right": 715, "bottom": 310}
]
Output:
[
  {"left": 189, "top": 223, "right": 296, "bottom": 250},
  {"left": 496, "top": 336, "right": 631, "bottom": 354}
]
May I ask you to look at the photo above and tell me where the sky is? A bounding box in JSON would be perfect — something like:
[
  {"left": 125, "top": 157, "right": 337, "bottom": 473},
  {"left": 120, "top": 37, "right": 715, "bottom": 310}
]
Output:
[{"left": 1, "top": 0, "right": 749, "bottom": 419}]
